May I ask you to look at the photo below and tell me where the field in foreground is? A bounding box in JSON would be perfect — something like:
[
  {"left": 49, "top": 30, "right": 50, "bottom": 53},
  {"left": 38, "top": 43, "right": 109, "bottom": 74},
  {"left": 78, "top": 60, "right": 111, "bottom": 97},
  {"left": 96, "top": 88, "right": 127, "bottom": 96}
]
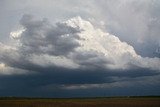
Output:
[{"left": 0, "top": 97, "right": 160, "bottom": 107}]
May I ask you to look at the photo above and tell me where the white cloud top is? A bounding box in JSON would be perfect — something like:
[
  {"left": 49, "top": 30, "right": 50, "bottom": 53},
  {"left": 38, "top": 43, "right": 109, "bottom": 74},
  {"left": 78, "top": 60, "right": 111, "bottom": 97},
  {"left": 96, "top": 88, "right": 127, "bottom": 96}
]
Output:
[{"left": 10, "top": 28, "right": 25, "bottom": 39}]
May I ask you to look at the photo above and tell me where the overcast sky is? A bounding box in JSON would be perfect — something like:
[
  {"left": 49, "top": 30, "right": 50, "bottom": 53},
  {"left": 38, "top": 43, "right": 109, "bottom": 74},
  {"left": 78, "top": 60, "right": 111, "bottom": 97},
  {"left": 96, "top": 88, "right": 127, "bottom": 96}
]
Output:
[{"left": 0, "top": 0, "right": 160, "bottom": 97}]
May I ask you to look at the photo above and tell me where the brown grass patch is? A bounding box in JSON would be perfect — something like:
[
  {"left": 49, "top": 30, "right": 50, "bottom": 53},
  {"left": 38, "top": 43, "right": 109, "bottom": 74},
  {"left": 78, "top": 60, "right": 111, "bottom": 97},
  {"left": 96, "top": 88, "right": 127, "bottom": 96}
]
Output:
[{"left": 0, "top": 97, "right": 160, "bottom": 107}]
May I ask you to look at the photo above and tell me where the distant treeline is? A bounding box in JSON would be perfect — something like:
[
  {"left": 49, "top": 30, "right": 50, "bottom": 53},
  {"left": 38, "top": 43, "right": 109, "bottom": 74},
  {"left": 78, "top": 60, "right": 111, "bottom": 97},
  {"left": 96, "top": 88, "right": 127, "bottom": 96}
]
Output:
[{"left": 0, "top": 95, "right": 160, "bottom": 100}]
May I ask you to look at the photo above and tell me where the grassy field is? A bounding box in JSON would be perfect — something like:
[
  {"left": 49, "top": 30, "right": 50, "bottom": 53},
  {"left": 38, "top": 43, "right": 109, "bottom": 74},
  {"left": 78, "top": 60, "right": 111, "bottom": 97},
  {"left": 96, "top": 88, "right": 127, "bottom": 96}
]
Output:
[{"left": 0, "top": 97, "right": 160, "bottom": 107}]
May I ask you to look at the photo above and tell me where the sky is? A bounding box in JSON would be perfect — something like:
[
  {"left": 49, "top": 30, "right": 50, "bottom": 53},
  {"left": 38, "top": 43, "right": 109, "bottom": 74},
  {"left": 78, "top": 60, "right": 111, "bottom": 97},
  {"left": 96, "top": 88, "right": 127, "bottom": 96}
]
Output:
[{"left": 0, "top": 0, "right": 160, "bottom": 97}]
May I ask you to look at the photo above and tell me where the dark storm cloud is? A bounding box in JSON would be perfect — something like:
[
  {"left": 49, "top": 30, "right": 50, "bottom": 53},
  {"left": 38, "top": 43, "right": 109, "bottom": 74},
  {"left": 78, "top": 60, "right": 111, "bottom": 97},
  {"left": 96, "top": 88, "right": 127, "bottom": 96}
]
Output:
[
  {"left": 0, "top": 0, "right": 160, "bottom": 97},
  {"left": 0, "top": 67, "right": 160, "bottom": 97},
  {"left": 0, "top": 15, "right": 81, "bottom": 73},
  {"left": 0, "top": 14, "right": 159, "bottom": 76},
  {"left": 71, "top": 51, "right": 109, "bottom": 69},
  {"left": 20, "top": 14, "right": 80, "bottom": 56}
]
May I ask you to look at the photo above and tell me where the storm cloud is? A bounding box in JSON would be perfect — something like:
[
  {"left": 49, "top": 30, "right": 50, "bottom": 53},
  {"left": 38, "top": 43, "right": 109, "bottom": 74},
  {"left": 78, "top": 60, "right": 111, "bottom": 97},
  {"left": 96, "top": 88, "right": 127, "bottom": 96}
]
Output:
[
  {"left": 0, "top": 0, "right": 160, "bottom": 97},
  {"left": 1, "top": 15, "right": 159, "bottom": 72}
]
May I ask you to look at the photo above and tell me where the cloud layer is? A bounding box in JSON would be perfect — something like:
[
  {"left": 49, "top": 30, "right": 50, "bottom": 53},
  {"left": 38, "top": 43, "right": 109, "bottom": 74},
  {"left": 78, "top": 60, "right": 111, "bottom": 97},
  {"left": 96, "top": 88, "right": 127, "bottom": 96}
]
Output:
[
  {"left": 0, "top": 14, "right": 160, "bottom": 97},
  {"left": 0, "top": 15, "right": 160, "bottom": 75},
  {"left": 0, "top": 0, "right": 160, "bottom": 97}
]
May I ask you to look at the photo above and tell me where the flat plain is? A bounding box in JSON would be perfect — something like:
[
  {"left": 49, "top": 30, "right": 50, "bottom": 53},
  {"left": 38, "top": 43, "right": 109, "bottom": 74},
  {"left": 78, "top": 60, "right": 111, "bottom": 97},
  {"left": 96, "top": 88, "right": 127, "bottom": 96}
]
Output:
[{"left": 0, "top": 97, "right": 160, "bottom": 107}]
